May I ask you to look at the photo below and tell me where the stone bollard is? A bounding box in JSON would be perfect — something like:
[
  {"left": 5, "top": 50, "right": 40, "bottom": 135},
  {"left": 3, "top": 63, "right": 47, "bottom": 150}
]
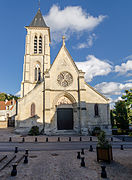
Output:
[
  {"left": 11, "top": 163, "right": 17, "bottom": 176},
  {"left": 111, "top": 137, "right": 113, "bottom": 142},
  {"left": 46, "top": 137, "right": 48, "bottom": 142},
  {"left": 58, "top": 137, "right": 60, "bottom": 142},
  {"left": 35, "top": 137, "right": 37, "bottom": 142},
  {"left": 121, "top": 145, "right": 124, "bottom": 150},
  {"left": 80, "top": 137, "right": 82, "bottom": 141},
  {"left": 25, "top": 149, "right": 28, "bottom": 155},
  {"left": 89, "top": 145, "right": 93, "bottom": 152},
  {"left": 9, "top": 137, "right": 12, "bottom": 142},
  {"left": 81, "top": 148, "right": 84, "bottom": 155},
  {"left": 24, "top": 154, "right": 28, "bottom": 164},
  {"left": 101, "top": 165, "right": 107, "bottom": 178},
  {"left": 22, "top": 137, "right": 25, "bottom": 142},
  {"left": 122, "top": 137, "right": 125, "bottom": 141},
  {"left": 77, "top": 152, "right": 81, "bottom": 159},
  {"left": 81, "top": 157, "right": 85, "bottom": 167},
  {"left": 69, "top": 137, "right": 71, "bottom": 142},
  {"left": 90, "top": 137, "right": 92, "bottom": 141},
  {"left": 15, "top": 147, "right": 18, "bottom": 153}
]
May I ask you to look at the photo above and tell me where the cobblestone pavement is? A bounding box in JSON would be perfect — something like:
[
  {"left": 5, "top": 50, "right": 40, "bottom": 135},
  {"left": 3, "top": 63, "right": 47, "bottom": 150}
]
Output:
[{"left": 0, "top": 149, "right": 132, "bottom": 180}]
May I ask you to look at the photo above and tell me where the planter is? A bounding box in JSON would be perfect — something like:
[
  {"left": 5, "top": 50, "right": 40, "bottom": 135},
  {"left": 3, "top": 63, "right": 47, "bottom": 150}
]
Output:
[{"left": 96, "top": 147, "right": 113, "bottom": 163}]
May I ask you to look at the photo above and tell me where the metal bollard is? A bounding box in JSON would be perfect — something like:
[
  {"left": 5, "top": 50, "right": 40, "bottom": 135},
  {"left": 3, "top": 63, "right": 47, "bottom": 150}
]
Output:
[
  {"left": 58, "top": 137, "right": 60, "bottom": 142},
  {"left": 90, "top": 137, "right": 92, "bottom": 141},
  {"left": 121, "top": 145, "right": 124, "bottom": 150},
  {"left": 80, "top": 137, "right": 82, "bottom": 141},
  {"left": 81, "top": 157, "right": 85, "bottom": 167},
  {"left": 25, "top": 149, "right": 28, "bottom": 155},
  {"left": 89, "top": 145, "right": 93, "bottom": 152},
  {"left": 101, "top": 165, "right": 107, "bottom": 178},
  {"left": 22, "top": 137, "right": 25, "bottom": 142},
  {"left": 9, "top": 137, "right": 12, "bottom": 142},
  {"left": 35, "top": 137, "right": 37, "bottom": 142},
  {"left": 111, "top": 137, "right": 113, "bottom": 142},
  {"left": 81, "top": 148, "right": 84, "bottom": 155},
  {"left": 77, "top": 152, "right": 81, "bottom": 159},
  {"left": 69, "top": 137, "right": 71, "bottom": 142},
  {"left": 11, "top": 163, "right": 17, "bottom": 176},
  {"left": 15, "top": 147, "right": 18, "bottom": 153},
  {"left": 46, "top": 137, "right": 48, "bottom": 142},
  {"left": 24, "top": 154, "right": 28, "bottom": 164}
]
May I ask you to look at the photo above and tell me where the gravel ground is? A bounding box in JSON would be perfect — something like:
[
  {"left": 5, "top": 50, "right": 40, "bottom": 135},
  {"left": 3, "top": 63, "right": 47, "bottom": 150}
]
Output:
[{"left": 0, "top": 149, "right": 132, "bottom": 180}]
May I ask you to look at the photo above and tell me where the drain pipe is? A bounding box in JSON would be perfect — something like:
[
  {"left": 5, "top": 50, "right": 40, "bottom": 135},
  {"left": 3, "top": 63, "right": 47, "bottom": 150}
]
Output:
[
  {"left": 78, "top": 75, "right": 81, "bottom": 134},
  {"left": 42, "top": 36, "right": 45, "bottom": 134}
]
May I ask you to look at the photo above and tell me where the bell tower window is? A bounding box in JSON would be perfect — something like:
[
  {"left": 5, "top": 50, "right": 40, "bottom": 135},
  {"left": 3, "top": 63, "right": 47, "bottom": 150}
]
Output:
[
  {"left": 34, "top": 64, "right": 41, "bottom": 82},
  {"left": 34, "top": 36, "right": 37, "bottom": 54},
  {"left": 39, "top": 36, "right": 42, "bottom": 54}
]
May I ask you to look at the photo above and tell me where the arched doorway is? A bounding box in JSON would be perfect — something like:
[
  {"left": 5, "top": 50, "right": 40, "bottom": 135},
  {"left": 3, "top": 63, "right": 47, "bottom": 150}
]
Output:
[
  {"left": 57, "top": 108, "right": 73, "bottom": 130},
  {"left": 56, "top": 95, "right": 74, "bottom": 130}
]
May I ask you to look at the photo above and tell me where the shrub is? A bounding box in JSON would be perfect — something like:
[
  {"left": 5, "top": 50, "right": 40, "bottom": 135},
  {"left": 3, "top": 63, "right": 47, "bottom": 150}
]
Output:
[
  {"left": 92, "top": 127, "right": 101, "bottom": 136},
  {"left": 97, "top": 131, "right": 111, "bottom": 148},
  {"left": 28, "top": 126, "right": 39, "bottom": 136}
]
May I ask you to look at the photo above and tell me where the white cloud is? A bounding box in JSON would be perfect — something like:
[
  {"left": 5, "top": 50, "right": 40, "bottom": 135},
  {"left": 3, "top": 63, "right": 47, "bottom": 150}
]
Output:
[
  {"left": 125, "top": 79, "right": 132, "bottom": 83},
  {"left": 115, "top": 60, "right": 132, "bottom": 74},
  {"left": 94, "top": 82, "right": 132, "bottom": 96},
  {"left": 15, "top": 90, "right": 21, "bottom": 97},
  {"left": 75, "top": 55, "right": 112, "bottom": 82},
  {"left": 44, "top": 5, "right": 106, "bottom": 43},
  {"left": 76, "top": 33, "right": 96, "bottom": 49}
]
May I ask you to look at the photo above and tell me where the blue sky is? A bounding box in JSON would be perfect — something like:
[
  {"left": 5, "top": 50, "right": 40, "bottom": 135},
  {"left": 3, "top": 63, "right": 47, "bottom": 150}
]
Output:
[{"left": 0, "top": 0, "right": 132, "bottom": 107}]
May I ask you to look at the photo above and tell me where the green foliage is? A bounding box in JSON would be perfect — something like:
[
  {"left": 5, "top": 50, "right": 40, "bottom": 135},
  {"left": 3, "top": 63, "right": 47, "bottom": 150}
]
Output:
[
  {"left": 28, "top": 126, "right": 39, "bottom": 136},
  {"left": 92, "top": 127, "right": 101, "bottom": 136},
  {"left": 110, "top": 110, "right": 115, "bottom": 128},
  {"left": 122, "top": 89, "right": 132, "bottom": 124},
  {"left": 0, "top": 93, "right": 19, "bottom": 101},
  {"left": 97, "top": 131, "right": 111, "bottom": 148},
  {"left": 129, "top": 132, "right": 132, "bottom": 136},
  {"left": 113, "top": 100, "right": 129, "bottom": 131}
]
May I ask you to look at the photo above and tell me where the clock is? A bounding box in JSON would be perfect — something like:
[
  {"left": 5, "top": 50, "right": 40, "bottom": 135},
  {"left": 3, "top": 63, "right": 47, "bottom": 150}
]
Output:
[{"left": 57, "top": 71, "right": 73, "bottom": 87}]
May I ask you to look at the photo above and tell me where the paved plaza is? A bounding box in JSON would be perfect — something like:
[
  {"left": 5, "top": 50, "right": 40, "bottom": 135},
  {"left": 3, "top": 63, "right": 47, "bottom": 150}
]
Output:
[{"left": 0, "top": 128, "right": 132, "bottom": 180}]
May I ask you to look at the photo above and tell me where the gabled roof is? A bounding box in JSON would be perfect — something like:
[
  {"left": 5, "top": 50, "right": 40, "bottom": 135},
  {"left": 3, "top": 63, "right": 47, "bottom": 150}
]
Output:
[
  {"left": 50, "top": 43, "right": 79, "bottom": 74},
  {"left": 29, "top": 9, "right": 48, "bottom": 28},
  {"left": 85, "top": 82, "right": 109, "bottom": 102}
]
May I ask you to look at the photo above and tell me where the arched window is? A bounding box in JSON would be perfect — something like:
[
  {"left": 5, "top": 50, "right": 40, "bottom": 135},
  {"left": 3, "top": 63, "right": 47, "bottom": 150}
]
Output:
[
  {"left": 35, "top": 67, "right": 37, "bottom": 81},
  {"left": 31, "top": 103, "right": 35, "bottom": 117},
  {"left": 94, "top": 104, "right": 99, "bottom": 116},
  {"left": 34, "top": 36, "right": 37, "bottom": 54},
  {"left": 39, "top": 36, "right": 42, "bottom": 54},
  {"left": 34, "top": 64, "right": 41, "bottom": 82},
  {"left": 38, "top": 68, "right": 41, "bottom": 81}
]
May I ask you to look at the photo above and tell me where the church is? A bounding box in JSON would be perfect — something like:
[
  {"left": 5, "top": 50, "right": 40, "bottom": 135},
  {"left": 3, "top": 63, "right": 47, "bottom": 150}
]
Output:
[{"left": 16, "top": 9, "right": 111, "bottom": 135}]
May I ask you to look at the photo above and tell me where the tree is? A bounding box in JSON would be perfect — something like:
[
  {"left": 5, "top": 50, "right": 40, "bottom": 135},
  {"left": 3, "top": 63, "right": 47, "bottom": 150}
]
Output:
[
  {"left": 110, "top": 110, "right": 115, "bottom": 128},
  {"left": 0, "top": 93, "right": 19, "bottom": 101},
  {"left": 113, "top": 100, "right": 129, "bottom": 132},
  {"left": 121, "top": 89, "right": 132, "bottom": 124}
]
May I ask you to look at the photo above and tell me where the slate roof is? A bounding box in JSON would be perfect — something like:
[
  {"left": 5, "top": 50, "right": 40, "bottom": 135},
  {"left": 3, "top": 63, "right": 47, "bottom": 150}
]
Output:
[{"left": 29, "top": 9, "right": 48, "bottom": 27}]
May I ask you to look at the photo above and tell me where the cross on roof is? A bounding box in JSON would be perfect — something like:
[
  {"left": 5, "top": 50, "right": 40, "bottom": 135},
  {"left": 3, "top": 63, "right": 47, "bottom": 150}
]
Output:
[{"left": 62, "top": 36, "right": 66, "bottom": 46}]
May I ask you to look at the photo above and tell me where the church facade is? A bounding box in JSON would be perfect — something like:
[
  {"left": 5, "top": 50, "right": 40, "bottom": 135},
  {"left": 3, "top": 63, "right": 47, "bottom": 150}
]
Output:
[{"left": 16, "top": 9, "right": 111, "bottom": 135}]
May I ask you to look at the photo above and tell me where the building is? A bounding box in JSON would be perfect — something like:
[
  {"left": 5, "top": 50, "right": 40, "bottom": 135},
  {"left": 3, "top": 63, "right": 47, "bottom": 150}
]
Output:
[
  {"left": 0, "top": 99, "right": 16, "bottom": 128},
  {"left": 16, "top": 9, "right": 111, "bottom": 135}
]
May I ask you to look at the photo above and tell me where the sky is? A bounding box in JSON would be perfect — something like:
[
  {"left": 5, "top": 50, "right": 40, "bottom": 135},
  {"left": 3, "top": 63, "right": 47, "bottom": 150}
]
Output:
[{"left": 0, "top": 0, "right": 132, "bottom": 108}]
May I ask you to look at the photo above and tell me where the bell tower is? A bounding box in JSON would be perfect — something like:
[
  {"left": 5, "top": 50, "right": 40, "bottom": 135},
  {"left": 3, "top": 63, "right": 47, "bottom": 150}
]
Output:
[{"left": 21, "top": 9, "right": 51, "bottom": 97}]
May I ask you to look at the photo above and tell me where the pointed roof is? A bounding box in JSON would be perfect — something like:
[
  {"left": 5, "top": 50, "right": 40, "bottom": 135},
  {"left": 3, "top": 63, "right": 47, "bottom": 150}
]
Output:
[{"left": 29, "top": 9, "right": 48, "bottom": 27}]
